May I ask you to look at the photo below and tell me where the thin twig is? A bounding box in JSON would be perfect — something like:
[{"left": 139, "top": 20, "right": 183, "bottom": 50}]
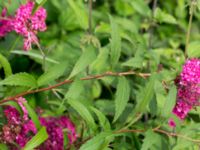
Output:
[
  {"left": 116, "top": 126, "right": 200, "bottom": 143},
  {"left": 0, "top": 71, "right": 150, "bottom": 104},
  {"left": 88, "top": 0, "right": 93, "bottom": 34}
]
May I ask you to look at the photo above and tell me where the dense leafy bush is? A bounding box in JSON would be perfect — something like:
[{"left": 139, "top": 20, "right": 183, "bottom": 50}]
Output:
[{"left": 0, "top": 0, "right": 200, "bottom": 149}]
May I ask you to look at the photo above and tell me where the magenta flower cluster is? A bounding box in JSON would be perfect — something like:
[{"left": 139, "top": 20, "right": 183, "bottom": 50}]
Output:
[
  {"left": 0, "top": 97, "right": 77, "bottom": 150},
  {"left": 0, "top": 1, "right": 47, "bottom": 50},
  {"left": 0, "top": 8, "right": 13, "bottom": 37},
  {"left": 172, "top": 59, "right": 200, "bottom": 120}
]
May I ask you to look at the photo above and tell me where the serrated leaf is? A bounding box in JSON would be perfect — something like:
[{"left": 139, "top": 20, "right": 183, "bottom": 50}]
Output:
[
  {"left": 0, "top": 73, "right": 37, "bottom": 88},
  {"left": 130, "top": 0, "right": 151, "bottom": 17},
  {"left": 68, "top": 99, "right": 96, "bottom": 130},
  {"left": 23, "top": 102, "right": 41, "bottom": 130},
  {"left": 23, "top": 126, "right": 48, "bottom": 150},
  {"left": 67, "top": 0, "right": 88, "bottom": 29},
  {"left": 90, "top": 107, "right": 111, "bottom": 131},
  {"left": 79, "top": 132, "right": 112, "bottom": 150},
  {"left": 162, "top": 85, "right": 177, "bottom": 117},
  {"left": 122, "top": 57, "right": 143, "bottom": 68},
  {"left": 109, "top": 15, "right": 121, "bottom": 67},
  {"left": 0, "top": 54, "right": 12, "bottom": 78},
  {"left": 37, "top": 63, "right": 66, "bottom": 87},
  {"left": 187, "top": 41, "right": 200, "bottom": 58},
  {"left": 68, "top": 46, "right": 97, "bottom": 79},
  {"left": 135, "top": 75, "right": 156, "bottom": 113},
  {"left": 141, "top": 130, "right": 160, "bottom": 150},
  {"left": 155, "top": 8, "right": 177, "bottom": 24},
  {"left": 113, "top": 77, "right": 130, "bottom": 122}
]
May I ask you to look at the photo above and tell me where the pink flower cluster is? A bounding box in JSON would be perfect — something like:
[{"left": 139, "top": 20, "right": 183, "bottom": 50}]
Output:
[
  {"left": 0, "top": 8, "right": 13, "bottom": 37},
  {"left": 0, "top": 1, "right": 47, "bottom": 50},
  {"left": 172, "top": 59, "right": 200, "bottom": 120},
  {"left": 0, "top": 97, "right": 77, "bottom": 150}
]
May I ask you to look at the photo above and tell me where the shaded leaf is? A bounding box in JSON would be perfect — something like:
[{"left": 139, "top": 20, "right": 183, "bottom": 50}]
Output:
[{"left": 37, "top": 63, "right": 66, "bottom": 87}]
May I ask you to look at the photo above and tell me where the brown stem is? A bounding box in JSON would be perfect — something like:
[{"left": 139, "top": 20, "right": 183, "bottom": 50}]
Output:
[
  {"left": 116, "top": 126, "right": 200, "bottom": 143},
  {"left": 0, "top": 71, "right": 151, "bottom": 104},
  {"left": 88, "top": 0, "right": 93, "bottom": 34}
]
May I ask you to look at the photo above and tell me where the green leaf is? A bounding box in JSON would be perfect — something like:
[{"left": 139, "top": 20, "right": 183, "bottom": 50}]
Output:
[
  {"left": 67, "top": 0, "right": 88, "bottom": 29},
  {"left": 109, "top": 15, "right": 121, "bottom": 67},
  {"left": 135, "top": 75, "right": 156, "bottom": 113},
  {"left": 113, "top": 77, "right": 130, "bottom": 122},
  {"left": 65, "top": 79, "right": 83, "bottom": 99},
  {"left": 90, "top": 107, "right": 111, "bottom": 131},
  {"left": 79, "top": 132, "right": 112, "bottom": 150},
  {"left": 23, "top": 126, "right": 48, "bottom": 150},
  {"left": 0, "top": 144, "right": 8, "bottom": 150},
  {"left": 155, "top": 8, "right": 177, "bottom": 24},
  {"left": 130, "top": 0, "right": 151, "bottom": 17},
  {"left": 187, "top": 41, "right": 200, "bottom": 58},
  {"left": 0, "top": 54, "right": 12, "bottom": 78},
  {"left": 122, "top": 57, "right": 143, "bottom": 68},
  {"left": 12, "top": 50, "right": 59, "bottom": 64},
  {"left": 0, "top": 73, "right": 37, "bottom": 88},
  {"left": 162, "top": 85, "right": 177, "bottom": 117},
  {"left": 141, "top": 130, "right": 160, "bottom": 150},
  {"left": 23, "top": 102, "right": 41, "bottom": 130},
  {"left": 68, "top": 99, "right": 96, "bottom": 130},
  {"left": 68, "top": 46, "right": 97, "bottom": 79},
  {"left": 37, "top": 63, "right": 66, "bottom": 87},
  {"left": 36, "top": 0, "right": 46, "bottom": 4}
]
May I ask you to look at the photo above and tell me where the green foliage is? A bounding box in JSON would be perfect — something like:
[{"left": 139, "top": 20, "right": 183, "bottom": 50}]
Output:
[
  {"left": 1, "top": 0, "right": 200, "bottom": 149},
  {"left": 113, "top": 77, "right": 130, "bottom": 122},
  {"left": 0, "top": 73, "right": 37, "bottom": 88},
  {"left": 109, "top": 15, "right": 121, "bottom": 67},
  {"left": 0, "top": 54, "right": 12, "bottom": 78},
  {"left": 23, "top": 127, "right": 48, "bottom": 150}
]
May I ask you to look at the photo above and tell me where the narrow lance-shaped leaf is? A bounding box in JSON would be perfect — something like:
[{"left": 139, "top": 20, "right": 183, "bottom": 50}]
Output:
[
  {"left": 37, "top": 62, "right": 67, "bottom": 87},
  {"left": 23, "top": 102, "right": 41, "bottom": 130},
  {"left": 113, "top": 76, "right": 130, "bottom": 122},
  {"left": 67, "top": 0, "right": 88, "bottom": 29},
  {"left": 79, "top": 132, "right": 112, "bottom": 150},
  {"left": 90, "top": 106, "right": 111, "bottom": 131},
  {"left": 68, "top": 46, "right": 97, "bottom": 79},
  {"left": 0, "top": 73, "right": 37, "bottom": 88},
  {"left": 23, "top": 126, "right": 48, "bottom": 150},
  {"left": 162, "top": 85, "right": 177, "bottom": 117},
  {"left": 68, "top": 99, "right": 96, "bottom": 130},
  {"left": 0, "top": 54, "right": 12, "bottom": 78},
  {"left": 135, "top": 75, "right": 156, "bottom": 113},
  {"left": 109, "top": 15, "right": 121, "bottom": 67}
]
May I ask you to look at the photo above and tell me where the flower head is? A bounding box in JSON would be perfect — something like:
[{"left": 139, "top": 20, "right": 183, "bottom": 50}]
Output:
[
  {"left": 0, "top": 8, "right": 13, "bottom": 37},
  {"left": 172, "top": 59, "right": 200, "bottom": 120},
  {"left": 12, "top": 1, "right": 47, "bottom": 50}
]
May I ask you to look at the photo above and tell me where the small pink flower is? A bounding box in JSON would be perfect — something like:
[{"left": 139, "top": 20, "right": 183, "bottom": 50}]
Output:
[
  {"left": 16, "top": 97, "right": 29, "bottom": 121},
  {"left": 168, "top": 118, "right": 176, "bottom": 128}
]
